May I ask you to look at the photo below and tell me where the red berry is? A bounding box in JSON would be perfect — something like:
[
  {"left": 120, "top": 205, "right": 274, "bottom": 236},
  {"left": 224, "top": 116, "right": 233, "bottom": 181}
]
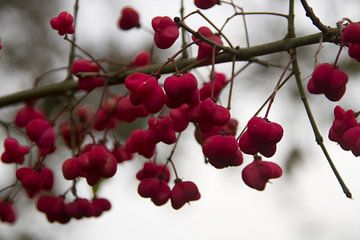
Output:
[
  {"left": 37, "top": 195, "right": 70, "bottom": 223},
  {"left": 118, "top": 7, "right": 140, "bottom": 30},
  {"left": 50, "top": 11, "right": 75, "bottom": 36},
  {"left": 0, "top": 200, "right": 16, "bottom": 224},
  {"left": 1, "top": 137, "right": 29, "bottom": 164},
  {"left": 112, "top": 143, "right": 133, "bottom": 163},
  {"left": 341, "top": 22, "right": 360, "bottom": 45},
  {"left": 147, "top": 116, "right": 177, "bottom": 144},
  {"left": 71, "top": 59, "right": 105, "bottom": 91},
  {"left": 164, "top": 73, "right": 199, "bottom": 108},
  {"left": 307, "top": 63, "right": 348, "bottom": 101},
  {"left": 242, "top": 160, "right": 282, "bottom": 191},
  {"left": 202, "top": 135, "right": 243, "bottom": 169},
  {"left": 238, "top": 117, "right": 283, "bottom": 157},
  {"left": 192, "top": 26, "right": 223, "bottom": 60},
  {"left": 152, "top": 16, "right": 179, "bottom": 49},
  {"left": 125, "top": 129, "right": 156, "bottom": 158},
  {"left": 136, "top": 162, "right": 170, "bottom": 183},
  {"left": 348, "top": 43, "right": 360, "bottom": 62},
  {"left": 194, "top": 0, "right": 220, "bottom": 9},
  {"left": 170, "top": 180, "right": 201, "bottom": 210},
  {"left": 200, "top": 72, "right": 227, "bottom": 100},
  {"left": 138, "top": 178, "right": 171, "bottom": 206},
  {"left": 14, "top": 106, "right": 45, "bottom": 128},
  {"left": 169, "top": 104, "right": 190, "bottom": 132},
  {"left": 125, "top": 73, "right": 165, "bottom": 114},
  {"left": 115, "top": 95, "right": 148, "bottom": 122},
  {"left": 131, "top": 50, "right": 151, "bottom": 67}
]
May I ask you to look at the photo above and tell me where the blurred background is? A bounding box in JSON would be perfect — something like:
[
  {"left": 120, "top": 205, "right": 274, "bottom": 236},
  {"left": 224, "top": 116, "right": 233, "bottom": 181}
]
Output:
[{"left": 0, "top": 0, "right": 360, "bottom": 239}]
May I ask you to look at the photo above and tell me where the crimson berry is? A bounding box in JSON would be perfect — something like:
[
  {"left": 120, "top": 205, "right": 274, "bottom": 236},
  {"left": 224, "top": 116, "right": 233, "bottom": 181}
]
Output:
[
  {"left": 170, "top": 180, "right": 201, "bottom": 210},
  {"left": 147, "top": 116, "right": 177, "bottom": 144},
  {"left": 238, "top": 117, "right": 283, "bottom": 157},
  {"left": 348, "top": 43, "right": 360, "bottom": 62},
  {"left": 1, "top": 137, "right": 29, "bottom": 164},
  {"left": 341, "top": 22, "right": 360, "bottom": 45},
  {"left": 192, "top": 26, "right": 223, "bottom": 60},
  {"left": 14, "top": 106, "right": 45, "bottom": 128},
  {"left": 138, "top": 177, "right": 171, "bottom": 206},
  {"left": 118, "top": 7, "right": 140, "bottom": 30},
  {"left": 59, "top": 121, "right": 84, "bottom": 149},
  {"left": 0, "top": 200, "right": 16, "bottom": 224},
  {"left": 94, "top": 97, "right": 119, "bottom": 130},
  {"left": 152, "top": 16, "right": 179, "bottom": 49},
  {"left": 342, "top": 127, "right": 360, "bottom": 156},
  {"left": 71, "top": 59, "right": 105, "bottom": 91},
  {"left": 202, "top": 134, "right": 243, "bottom": 169},
  {"left": 37, "top": 195, "right": 70, "bottom": 223},
  {"left": 91, "top": 198, "right": 112, "bottom": 217},
  {"left": 200, "top": 72, "right": 227, "bottom": 100},
  {"left": 307, "top": 63, "right": 348, "bottom": 101},
  {"left": 62, "top": 156, "right": 83, "bottom": 180},
  {"left": 328, "top": 106, "right": 358, "bottom": 147},
  {"left": 115, "top": 95, "right": 148, "bottom": 123},
  {"left": 112, "top": 142, "right": 133, "bottom": 163},
  {"left": 125, "top": 129, "right": 156, "bottom": 158},
  {"left": 131, "top": 50, "right": 151, "bottom": 67},
  {"left": 16, "top": 166, "right": 53, "bottom": 198},
  {"left": 194, "top": 0, "right": 220, "bottom": 9},
  {"left": 50, "top": 11, "right": 75, "bottom": 36},
  {"left": 169, "top": 104, "right": 190, "bottom": 132},
  {"left": 164, "top": 73, "right": 199, "bottom": 108},
  {"left": 125, "top": 72, "right": 165, "bottom": 114},
  {"left": 242, "top": 160, "right": 282, "bottom": 191},
  {"left": 66, "top": 198, "right": 93, "bottom": 219},
  {"left": 187, "top": 98, "right": 230, "bottom": 132},
  {"left": 136, "top": 162, "right": 170, "bottom": 183},
  {"left": 195, "top": 118, "right": 238, "bottom": 144},
  {"left": 26, "top": 119, "right": 56, "bottom": 156}
]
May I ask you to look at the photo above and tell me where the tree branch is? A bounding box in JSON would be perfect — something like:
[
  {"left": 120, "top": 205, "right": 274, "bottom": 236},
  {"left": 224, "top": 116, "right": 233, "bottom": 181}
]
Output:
[{"left": 0, "top": 29, "right": 340, "bottom": 108}]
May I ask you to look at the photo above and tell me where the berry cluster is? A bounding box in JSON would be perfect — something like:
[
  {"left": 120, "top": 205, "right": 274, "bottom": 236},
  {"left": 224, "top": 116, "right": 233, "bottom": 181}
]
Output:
[{"left": 37, "top": 196, "right": 111, "bottom": 223}]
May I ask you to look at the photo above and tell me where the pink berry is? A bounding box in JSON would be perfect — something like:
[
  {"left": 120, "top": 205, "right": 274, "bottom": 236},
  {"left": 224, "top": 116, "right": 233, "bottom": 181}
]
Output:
[{"left": 138, "top": 178, "right": 171, "bottom": 206}]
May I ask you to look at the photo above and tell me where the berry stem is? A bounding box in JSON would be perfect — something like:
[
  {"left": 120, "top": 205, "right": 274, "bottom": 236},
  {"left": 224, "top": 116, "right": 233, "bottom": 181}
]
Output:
[
  {"left": 264, "top": 58, "right": 293, "bottom": 119},
  {"left": 227, "top": 54, "right": 236, "bottom": 110},
  {"left": 66, "top": 0, "right": 80, "bottom": 79},
  {"left": 180, "top": 0, "right": 189, "bottom": 59},
  {"left": 333, "top": 45, "right": 344, "bottom": 67},
  {"left": 236, "top": 72, "right": 294, "bottom": 140}
]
